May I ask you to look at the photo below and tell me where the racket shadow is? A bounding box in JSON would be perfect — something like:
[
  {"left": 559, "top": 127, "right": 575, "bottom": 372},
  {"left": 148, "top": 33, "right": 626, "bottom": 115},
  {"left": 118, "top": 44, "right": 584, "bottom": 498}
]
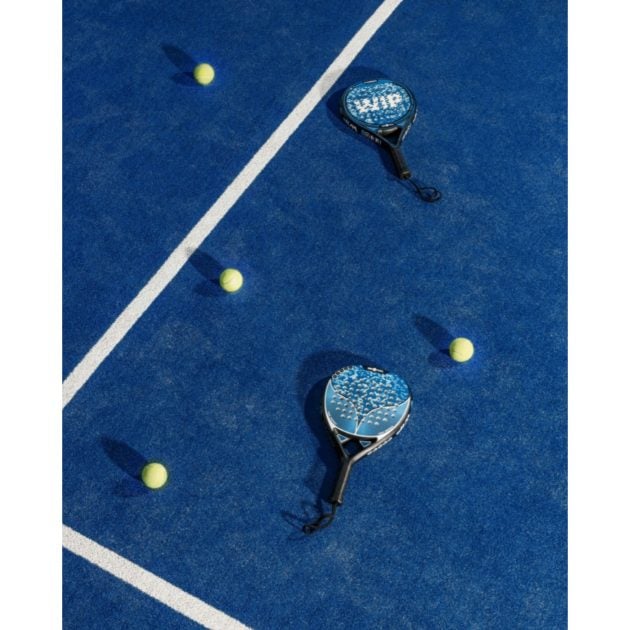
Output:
[{"left": 280, "top": 377, "right": 338, "bottom": 532}]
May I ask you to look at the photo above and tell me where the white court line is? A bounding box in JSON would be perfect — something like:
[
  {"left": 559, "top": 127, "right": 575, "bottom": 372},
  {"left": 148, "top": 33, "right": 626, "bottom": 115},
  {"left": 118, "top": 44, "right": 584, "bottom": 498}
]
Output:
[
  {"left": 63, "top": 525, "right": 251, "bottom": 629},
  {"left": 62, "top": 0, "right": 405, "bottom": 408}
]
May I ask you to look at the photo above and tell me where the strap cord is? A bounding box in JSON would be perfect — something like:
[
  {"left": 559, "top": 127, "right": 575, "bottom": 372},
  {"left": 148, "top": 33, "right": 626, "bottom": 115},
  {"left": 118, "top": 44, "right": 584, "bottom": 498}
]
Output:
[
  {"left": 302, "top": 503, "right": 339, "bottom": 534},
  {"left": 409, "top": 179, "right": 441, "bottom": 203}
]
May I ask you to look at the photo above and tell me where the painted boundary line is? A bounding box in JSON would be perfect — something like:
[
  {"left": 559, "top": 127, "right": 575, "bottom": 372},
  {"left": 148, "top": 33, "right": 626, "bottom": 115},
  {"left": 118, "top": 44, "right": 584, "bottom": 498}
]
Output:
[
  {"left": 62, "top": 0, "right": 405, "bottom": 408},
  {"left": 63, "top": 525, "right": 251, "bottom": 629}
]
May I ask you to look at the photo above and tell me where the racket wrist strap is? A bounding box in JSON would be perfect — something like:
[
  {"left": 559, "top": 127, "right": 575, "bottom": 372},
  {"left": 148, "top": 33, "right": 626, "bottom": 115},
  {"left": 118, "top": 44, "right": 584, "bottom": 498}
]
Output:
[
  {"left": 302, "top": 503, "right": 338, "bottom": 535},
  {"left": 303, "top": 460, "right": 352, "bottom": 534},
  {"left": 409, "top": 178, "right": 441, "bottom": 203}
]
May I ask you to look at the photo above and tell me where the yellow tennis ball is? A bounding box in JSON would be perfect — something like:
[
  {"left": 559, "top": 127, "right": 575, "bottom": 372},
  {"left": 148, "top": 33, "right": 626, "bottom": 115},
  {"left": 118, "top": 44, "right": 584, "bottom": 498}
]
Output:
[
  {"left": 219, "top": 268, "right": 243, "bottom": 293},
  {"left": 193, "top": 63, "right": 215, "bottom": 86},
  {"left": 141, "top": 462, "right": 168, "bottom": 490},
  {"left": 449, "top": 337, "right": 474, "bottom": 363}
]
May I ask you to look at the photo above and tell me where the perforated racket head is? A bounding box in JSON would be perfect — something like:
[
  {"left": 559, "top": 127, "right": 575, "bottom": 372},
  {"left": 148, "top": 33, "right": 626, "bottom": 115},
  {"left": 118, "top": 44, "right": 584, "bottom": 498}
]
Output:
[
  {"left": 340, "top": 79, "right": 417, "bottom": 141},
  {"left": 323, "top": 365, "right": 412, "bottom": 445}
]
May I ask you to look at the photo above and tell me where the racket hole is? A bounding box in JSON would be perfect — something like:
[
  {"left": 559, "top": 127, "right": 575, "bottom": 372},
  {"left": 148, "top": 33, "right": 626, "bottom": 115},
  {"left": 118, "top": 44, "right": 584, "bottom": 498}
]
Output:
[{"left": 380, "top": 125, "right": 398, "bottom": 136}]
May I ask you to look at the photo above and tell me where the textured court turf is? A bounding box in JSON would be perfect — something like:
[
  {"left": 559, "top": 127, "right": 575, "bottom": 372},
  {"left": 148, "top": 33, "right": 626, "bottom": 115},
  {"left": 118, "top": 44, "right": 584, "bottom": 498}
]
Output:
[
  {"left": 64, "top": 0, "right": 567, "bottom": 628},
  {"left": 62, "top": 0, "right": 385, "bottom": 376}
]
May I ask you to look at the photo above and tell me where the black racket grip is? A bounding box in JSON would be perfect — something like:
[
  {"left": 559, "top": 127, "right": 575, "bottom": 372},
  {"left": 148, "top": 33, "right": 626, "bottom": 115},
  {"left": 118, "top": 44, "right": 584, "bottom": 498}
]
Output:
[
  {"left": 390, "top": 147, "right": 411, "bottom": 180},
  {"left": 331, "top": 460, "right": 353, "bottom": 506}
]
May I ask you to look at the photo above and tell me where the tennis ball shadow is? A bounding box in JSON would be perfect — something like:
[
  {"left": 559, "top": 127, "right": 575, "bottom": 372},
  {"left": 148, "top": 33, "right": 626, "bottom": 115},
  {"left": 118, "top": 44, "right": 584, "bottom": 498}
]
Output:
[
  {"left": 188, "top": 249, "right": 225, "bottom": 297},
  {"left": 282, "top": 350, "right": 375, "bottom": 531},
  {"left": 162, "top": 44, "right": 198, "bottom": 86},
  {"left": 100, "top": 436, "right": 149, "bottom": 497},
  {"left": 414, "top": 314, "right": 456, "bottom": 368}
]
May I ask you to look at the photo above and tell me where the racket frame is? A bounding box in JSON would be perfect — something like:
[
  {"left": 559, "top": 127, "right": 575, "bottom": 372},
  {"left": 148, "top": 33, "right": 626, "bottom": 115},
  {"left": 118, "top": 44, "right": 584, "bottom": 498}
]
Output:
[
  {"left": 339, "top": 79, "right": 418, "bottom": 180},
  {"left": 322, "top": 365, "right": 412, "bottom": 505}
]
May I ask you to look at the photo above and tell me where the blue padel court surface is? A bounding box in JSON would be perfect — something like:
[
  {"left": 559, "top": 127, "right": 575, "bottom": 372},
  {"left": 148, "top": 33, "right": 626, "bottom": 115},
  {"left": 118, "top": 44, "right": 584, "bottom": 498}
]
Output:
[{"left": 63, "top": 1, "right": 567, "bottom": 628}]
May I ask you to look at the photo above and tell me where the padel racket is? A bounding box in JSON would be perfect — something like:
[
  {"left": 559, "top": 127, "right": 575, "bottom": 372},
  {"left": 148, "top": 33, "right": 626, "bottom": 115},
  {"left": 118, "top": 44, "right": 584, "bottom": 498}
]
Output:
[
  {"left": 303, "top": 365, "right": 412, "bottom": 533},
  {"left": 340, "top": 78, "right": 441, "bottom": 202}
]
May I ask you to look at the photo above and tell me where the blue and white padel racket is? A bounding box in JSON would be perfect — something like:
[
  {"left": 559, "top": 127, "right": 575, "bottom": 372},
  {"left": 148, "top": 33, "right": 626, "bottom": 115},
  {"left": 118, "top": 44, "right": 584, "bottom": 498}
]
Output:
[
  {"left": 303, "top": 365, "right": 412, "bottom": 533},
  {"left": 340, "top": 78, "right": 441, "bottom": 203}
]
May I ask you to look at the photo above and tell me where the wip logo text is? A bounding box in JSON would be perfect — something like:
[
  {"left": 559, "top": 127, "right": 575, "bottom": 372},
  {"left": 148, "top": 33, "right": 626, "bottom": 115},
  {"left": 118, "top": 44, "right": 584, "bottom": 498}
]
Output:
[{"left": 353, "top": 92, "right": 402, "bottom": 114}]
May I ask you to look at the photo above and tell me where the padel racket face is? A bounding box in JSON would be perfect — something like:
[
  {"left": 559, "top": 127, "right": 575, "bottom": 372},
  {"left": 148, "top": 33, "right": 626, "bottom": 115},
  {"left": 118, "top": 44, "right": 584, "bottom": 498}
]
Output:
[
  {"left": 340, "top": 79, "right": 417, "bottom": 149},
  {"left": 323, "top": 365, "right": 412, "bottom": 444}
]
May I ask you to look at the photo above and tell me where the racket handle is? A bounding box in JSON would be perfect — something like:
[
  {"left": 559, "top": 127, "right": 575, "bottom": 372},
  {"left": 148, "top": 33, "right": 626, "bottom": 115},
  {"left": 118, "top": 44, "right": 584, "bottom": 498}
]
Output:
[
  {"left": 390, "top": 148, "right": 411, "bottom": 180},
  {"left": 331, "top": 459, "right": 353, "bottom": 506}
]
